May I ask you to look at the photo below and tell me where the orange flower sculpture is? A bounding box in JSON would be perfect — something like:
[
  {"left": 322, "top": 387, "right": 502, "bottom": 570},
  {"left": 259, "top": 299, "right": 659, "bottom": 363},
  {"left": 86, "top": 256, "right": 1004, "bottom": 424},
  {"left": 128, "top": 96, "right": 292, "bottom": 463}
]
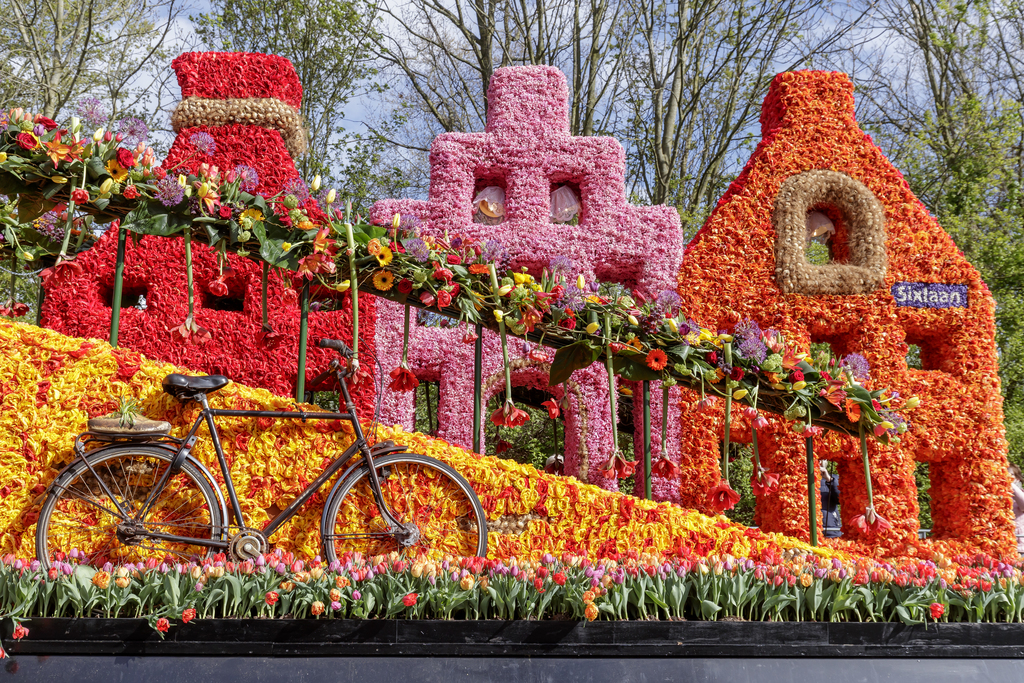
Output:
[{"left": 675, "top": 70, "right": 1015, "bottom": 557}]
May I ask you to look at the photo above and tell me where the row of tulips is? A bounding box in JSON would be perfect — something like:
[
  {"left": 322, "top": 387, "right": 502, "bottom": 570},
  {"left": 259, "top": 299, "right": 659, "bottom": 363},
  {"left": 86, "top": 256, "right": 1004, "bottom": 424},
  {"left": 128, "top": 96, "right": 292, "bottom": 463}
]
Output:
[{"left": 2, "top": 550, "right": 1024, "bottom": 644}]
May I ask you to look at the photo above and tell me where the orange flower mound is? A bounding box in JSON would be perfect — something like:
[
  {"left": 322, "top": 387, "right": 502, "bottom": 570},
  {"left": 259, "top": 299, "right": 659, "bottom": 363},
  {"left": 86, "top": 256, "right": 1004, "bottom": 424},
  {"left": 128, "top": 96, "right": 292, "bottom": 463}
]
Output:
[
  {"left": 675, "top": 70, "right": 1015, "bottom": 558},
  {"left": 2, "top": 320, "right": 842, "bottom": 563}
]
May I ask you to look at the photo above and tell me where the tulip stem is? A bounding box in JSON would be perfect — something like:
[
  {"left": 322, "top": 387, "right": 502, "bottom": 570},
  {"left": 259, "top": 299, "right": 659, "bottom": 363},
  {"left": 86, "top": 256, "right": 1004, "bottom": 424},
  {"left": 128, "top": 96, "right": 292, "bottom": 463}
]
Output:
[
  {"left": 860, "top": 420, "right": 875, "bottom": 509},
  {"left": 184, "top": 226, "right": 194, "bottom": 320},
  {"left": 488, "top": 265, "right": 513, "bottom": 405},
  {"left": 261, "top": 262, "right": 269, "bottom": 328},
  {"left": 604, "top": 312, "right": 619, "bottom": 459},
  {"left": 722, "top": 342, "right": 733, "bottom": 482},
  {"left": 401, "top": 304, "right": 411, "bottom": 366},
  {"left": 345, "top": 221, "right": 359, "bottom": 362},
  {"left": 109, "top": 223, "right": 127, "bottom": 347},
  {"left": 806, "top": 413, "right": 817, "bottom": 547},
  {"left": 642, "top": 380, "right": 652, "bottom": 500},
  {"left": 661, "top": 384, "right": 669, "bottom": 457}
]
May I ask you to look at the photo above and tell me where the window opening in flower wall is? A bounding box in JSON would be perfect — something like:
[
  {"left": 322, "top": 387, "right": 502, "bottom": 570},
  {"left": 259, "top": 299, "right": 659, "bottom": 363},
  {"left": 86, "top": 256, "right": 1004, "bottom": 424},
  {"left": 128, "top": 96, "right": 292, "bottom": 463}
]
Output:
[
  {"left": 104, "top": 285, "right": 149, "bottom": 311},
  {"left": 549, "top": 179, "right": 582, "bottom": 225},
  {"left": 473, "top": 172, "right": 507, "bottom": 225},
  {"left": 902, "top": 331, "right": 945, "bottom": 373},
  {"left": 804, "top": 205, "right": 848, "bottom": 266},
  {"left": 485, "top": 386, "right": 560, "bottom": 472},
  {"left": 205, "top": 294, "right": 245, "bottom": 312}
]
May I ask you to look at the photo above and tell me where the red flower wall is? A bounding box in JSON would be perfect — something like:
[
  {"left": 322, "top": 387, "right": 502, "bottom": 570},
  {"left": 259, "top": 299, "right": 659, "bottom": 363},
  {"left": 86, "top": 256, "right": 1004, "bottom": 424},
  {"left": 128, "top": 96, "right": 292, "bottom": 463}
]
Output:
[
  {"left": 675, "top": 71, "right": 1015, "bottom": 557},
  {"left": 41, "top": 51, "right": 375, "bottom": 410}
]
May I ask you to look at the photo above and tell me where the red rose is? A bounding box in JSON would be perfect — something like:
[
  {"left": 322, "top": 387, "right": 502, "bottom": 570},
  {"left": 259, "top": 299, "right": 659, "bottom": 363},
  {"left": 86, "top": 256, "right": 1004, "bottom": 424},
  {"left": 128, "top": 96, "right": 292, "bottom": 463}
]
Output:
[
  {"left": 397, "top": 279, "right": 413, "bottom": 294},
  {"left": 218, "top": 204, "right": 233, "bottom": 219},
  {"left": 16, "top": 132, "right": 38, "bottom": 150},
  {"left": 433, "top": 267, "right": 453, "bottom": 283},
  {"left": 730, "top": 366, "right": 745, "bottom": 381},
  {"left": 436, "top": 289, "right": 452, "bottom": 308},
  {"left": 153, "top": 166, "right": 167, "bottom": 180},
  {"left": 559, "top": 316, "right": 577, "bottom": 330},
  {"left": 446, "top": 254, "right": 462, "bottom": 265},
  {"left": 707, "top": 351, "right": 718, "bottom": 364},
  {"left": 115, "top": 148, "right": 137, "bottom": 168},
  {"left": 33, "top": 115, "right": 58, "bottom": 131},
  {"left": 402, "top": 592, "right": 418, "bottom": 607},
  {"left": 791, "top": 369, "right": 804, "bottom": 382},
  {"left": 155, "top": 618, "right": 170, "bottom": 633},
  {"left": 122, "top": 184, "right": 139, "bottom": 200},
  {"left": 448, "top": 283, "right": 460, "bottom": 298},
  {"left": 71, "top": 188, "right": 89, "bottom": 205},
  {"left": 419, "top": 291, "right": 435, "bottom": 307}
]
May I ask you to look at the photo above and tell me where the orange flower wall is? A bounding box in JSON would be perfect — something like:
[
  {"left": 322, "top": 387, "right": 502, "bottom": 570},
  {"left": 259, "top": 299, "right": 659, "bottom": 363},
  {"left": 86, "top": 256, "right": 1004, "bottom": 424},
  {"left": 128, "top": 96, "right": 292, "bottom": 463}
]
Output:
[
  {"left": 675, "top": 71, "right": 1015, "bottom": 557},
  {"left": 0, "top": 320, "right": 837, "bottom": 563}
]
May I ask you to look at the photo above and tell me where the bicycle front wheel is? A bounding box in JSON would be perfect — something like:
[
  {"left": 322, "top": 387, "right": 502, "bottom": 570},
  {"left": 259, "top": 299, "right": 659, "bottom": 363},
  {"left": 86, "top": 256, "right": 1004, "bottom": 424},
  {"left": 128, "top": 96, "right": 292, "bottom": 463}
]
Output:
[
  {"left": 323, "top": 454, "right": 487, "bottom": 562},
  {"left": 36, "top": 446, "right": 225, "bottom": 570}
]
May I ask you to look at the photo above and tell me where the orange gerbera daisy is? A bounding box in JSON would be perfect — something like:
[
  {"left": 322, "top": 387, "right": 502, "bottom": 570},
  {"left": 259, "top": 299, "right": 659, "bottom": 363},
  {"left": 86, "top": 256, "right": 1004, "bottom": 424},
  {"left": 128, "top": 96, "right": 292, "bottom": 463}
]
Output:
[{"left": 646, "top": 348, "right": 668, "bottom": 370}]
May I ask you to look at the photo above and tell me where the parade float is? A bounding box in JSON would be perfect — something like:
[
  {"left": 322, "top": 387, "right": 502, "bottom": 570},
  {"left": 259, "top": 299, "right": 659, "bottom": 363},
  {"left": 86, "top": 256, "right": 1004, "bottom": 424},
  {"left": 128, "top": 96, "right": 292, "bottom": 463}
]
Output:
[{"left": 0, "top": 51, "right": 1021, "bottom": 674}]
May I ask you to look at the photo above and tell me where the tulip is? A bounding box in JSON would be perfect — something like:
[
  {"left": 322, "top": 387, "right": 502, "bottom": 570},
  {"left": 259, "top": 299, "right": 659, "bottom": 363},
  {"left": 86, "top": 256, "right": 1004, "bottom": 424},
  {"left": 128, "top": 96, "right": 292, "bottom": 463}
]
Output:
[
  {"left": 326, "top": 188, "right": 336, "bottom": 204},
  {"left": 392, "top": 213, "right": 401, "bottom": 229},
  {"left": 50, "top": 175, "right": 66, "bottom": 184},
  {"left": 177, "top": 174, "right": 187, "bottom": 187},
  {"left": 497, "top": 284, "right": 513, "bottom": 296},
  {"left": 197, "top": 182, "right": 209, "bottom": 198},
  {"left": 577, "top": 274, "right": 586, "bottom": 290},
  {"left": 99, "top": 178, "right": 113, "bottom": 194},
  {"left": 0, "top": 152, "right": 7, "bottom": 164},
  {"left": 905, "top": 396, "right": 920, "bottom": 409},
  {"left": 666, "top": 318, "right": 679, "bottom": 333},
  {"left": 493, "top": 309, "right": 504, "bottom": 322},
  {"left": 586, "top": 321, "right": 600, "bottom": 334},
  {"left": 627, "top": 314, "right": 639, "bottom": 326},
  {"left": 311, "top": 174, "right": 321, "bottom": 192},
  {"left": 93, "top": 128, "right": 104, "bottom": 142},
  {"left": 733, "top": 389, "right": 748, "bottom": 400},
  {"left": 792, "top": 381, "right": 807, "bottom": 391}
]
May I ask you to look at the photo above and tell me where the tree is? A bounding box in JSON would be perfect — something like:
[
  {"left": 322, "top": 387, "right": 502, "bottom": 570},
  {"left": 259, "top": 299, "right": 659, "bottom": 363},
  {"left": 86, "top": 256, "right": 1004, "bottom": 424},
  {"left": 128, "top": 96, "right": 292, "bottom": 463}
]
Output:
[
  {"left": 193, "top": 0, "right": 384, "bottom": 185},
  {"left": 0, "top": 0, "right": 188, "bottom": 119}
]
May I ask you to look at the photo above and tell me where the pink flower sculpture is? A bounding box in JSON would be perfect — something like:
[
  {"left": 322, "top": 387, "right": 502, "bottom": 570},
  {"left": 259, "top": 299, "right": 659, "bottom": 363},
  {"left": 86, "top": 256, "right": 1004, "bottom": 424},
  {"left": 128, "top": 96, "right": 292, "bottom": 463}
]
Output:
[{"left": 370, "top": 66, "right": 687, "bottom": 489}]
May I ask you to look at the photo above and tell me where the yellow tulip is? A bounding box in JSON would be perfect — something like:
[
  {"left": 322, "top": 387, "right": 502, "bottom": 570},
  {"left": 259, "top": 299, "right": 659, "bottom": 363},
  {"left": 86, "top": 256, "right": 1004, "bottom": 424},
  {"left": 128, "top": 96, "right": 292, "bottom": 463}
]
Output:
[
  {"left": 392, "top": 213, "right": 401, "bottom": 229},
  {"left": 178, "top": 174, "right": 187, "bottom": 187},
  {"left": 326, "top": 189, "right": 336, "bottom": 204},
  {"left": 586, "top": 322, "right": 600, "bottom": 335},
  {"left": 627, "top": 315, "right": 639, "bottom": 326},
  {"left": 666, "top": 318, "right": 679, "bottom": 333},
  {"left": 719, "top": 334, "right": 734, "bottom": 343},
  {"left": 50, "top": 175, "right": 67, "bottom": 184},
  {"left": 880, "top": 421, "right": 895, "bottom": 430},
  {"left": 577, "top": 274, "right": 586, "bottom": 290},
  {"left": 792, "top": 381, "right": 807, "bottom": 391},
  {"left": 335, "top": 280, "right": 351, "bottom": 293},
  {"left": 99, "top": 178, "right": 113, "bottom": 194},
  {"left": 0, "top": 152, "right": 6, "bottom": 164},
  {"left": 905, "top": 396, "right": 920, "bottom": 409},
  {"left": 93, "top": 128, "right": 104, "bottom": 142},
  {"left": 497, "top": 285, "right": 513, "bottom": 296},
  {"left": 311, "top": 174, "right": 321, "bottom": 192},
  {"left": 494, "top": 309, "right": 504, "bottom": 322},
  {"left": 733, "top": 389, "right": 748, "bottom": 400},
  {"left": 198, "top": 182, "right": 209, "bottom": 198}
]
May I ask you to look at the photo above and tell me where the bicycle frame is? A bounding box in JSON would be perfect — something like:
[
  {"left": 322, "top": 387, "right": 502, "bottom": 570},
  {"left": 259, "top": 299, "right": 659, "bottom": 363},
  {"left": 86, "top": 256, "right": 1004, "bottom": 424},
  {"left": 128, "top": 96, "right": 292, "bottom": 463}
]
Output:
[{"left": 105, "top": 363, "right": 406, "bottom": 552}]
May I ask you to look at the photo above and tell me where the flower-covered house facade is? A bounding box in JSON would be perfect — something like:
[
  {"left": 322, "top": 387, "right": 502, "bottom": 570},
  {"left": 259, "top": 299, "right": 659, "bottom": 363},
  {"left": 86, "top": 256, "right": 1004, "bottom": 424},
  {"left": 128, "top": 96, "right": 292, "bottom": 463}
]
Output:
[{"left": 675, "top": 70, "right": 1014, "bottom": 555}]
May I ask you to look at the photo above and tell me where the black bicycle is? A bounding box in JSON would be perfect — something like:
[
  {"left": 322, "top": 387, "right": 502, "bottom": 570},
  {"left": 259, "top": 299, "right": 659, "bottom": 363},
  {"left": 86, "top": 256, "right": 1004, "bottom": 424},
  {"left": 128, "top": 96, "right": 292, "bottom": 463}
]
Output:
[{"left": 35, "top": 338, "right": 487, "bottom": 568}]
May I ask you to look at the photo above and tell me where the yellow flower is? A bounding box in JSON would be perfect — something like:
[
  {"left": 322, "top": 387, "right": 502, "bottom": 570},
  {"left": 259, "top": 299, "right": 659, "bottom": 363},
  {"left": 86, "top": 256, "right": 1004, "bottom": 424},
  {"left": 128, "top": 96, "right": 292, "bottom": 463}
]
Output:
[
  {"left": 372, "top": 270, "right": 394, "bottom": 291},
  {"left": 51, "top": 175, "right": 67, "bottom": 184},
  {"left": 335, "top": 280, "right": 351, "bottom": 293},
  {"left": 281, "top": 242, "right": 293, "bottom": 252},
  {"left": 733, "top": 389, "right": 748, "bottom": 400},
  {"left": 105, "top": 159, "right": 128, "bottom": 182},
  {"left": 585, "top": 322, "right": 600, "bottom": 334},
  {"left": 0, "top": 152, "right": 8, "bottom": 163},
  {"left": 513, "top": 272, "right": 533, "bottom": 285},
  {"left": 240, "top": 208, "right": 265, "bottom": 223},
  {"left": 375, "top": 246, "right": 393, "bottom": 267}
]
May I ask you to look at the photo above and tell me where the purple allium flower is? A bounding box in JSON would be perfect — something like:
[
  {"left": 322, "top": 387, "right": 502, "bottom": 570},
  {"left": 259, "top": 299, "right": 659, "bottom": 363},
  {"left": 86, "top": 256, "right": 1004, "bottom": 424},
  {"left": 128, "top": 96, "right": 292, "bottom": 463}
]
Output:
[
  {"left": 155, "top": 176, "right": 184, "bottom": 207},
  {"left": 76, "top": 97, "right": 108, "bottom": 129},
  {"left": 189, "top": 131, "right": 217, "bottom": 156},
  {"left": 737, "top": 335, "right": 768, "bottom": 364},
  {"left": 480, "top": 239, "right": 509, "bottom": 269},
  {"left": 548, "top": 255, "right": 574, "bottom": 278},
  {"left": 283, "top": 178, "right": 310, "bottom": 204},
  {"left": 840, "top": 353, "right": 871, "bottom": 381},
  {"left": 118, "top": 117, "right": 148, "bottom": 148},
  {"left": 655, "top": 289, "right": 681, "bottom": 313},
  {"left": 234, "top": 165, "right": 259, "bottom": 193},
  {"left": 405, "top": 238, "right": 430, "bottom": 262}
]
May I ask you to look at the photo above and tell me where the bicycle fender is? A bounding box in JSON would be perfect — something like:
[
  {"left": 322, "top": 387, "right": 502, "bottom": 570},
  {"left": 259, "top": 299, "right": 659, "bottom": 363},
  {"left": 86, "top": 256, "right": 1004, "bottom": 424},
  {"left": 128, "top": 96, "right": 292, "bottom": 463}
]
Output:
[{"left": 44, "top": 442, "right": 179, "bottom": 497}]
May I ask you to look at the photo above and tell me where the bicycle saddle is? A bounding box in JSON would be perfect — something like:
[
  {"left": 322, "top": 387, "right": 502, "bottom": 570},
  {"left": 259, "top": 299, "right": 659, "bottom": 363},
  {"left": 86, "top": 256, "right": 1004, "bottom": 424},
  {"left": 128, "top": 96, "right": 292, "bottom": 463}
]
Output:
[{"left": 162, "top": 373, "right": 231, "bottom": 400}]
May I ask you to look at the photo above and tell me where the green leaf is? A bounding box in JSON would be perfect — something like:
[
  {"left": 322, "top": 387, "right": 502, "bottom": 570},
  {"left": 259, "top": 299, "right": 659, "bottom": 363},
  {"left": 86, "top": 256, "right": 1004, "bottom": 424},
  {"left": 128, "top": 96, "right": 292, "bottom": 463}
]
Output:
[
  {"left": 612, "top": 355, "right": 662, "bottom": 381},
  {"left": 700, "top": 599, "right": 722, "bottom": 619},
  {"left": 549, "top": 340, "right": 601, "bottom": 385}
]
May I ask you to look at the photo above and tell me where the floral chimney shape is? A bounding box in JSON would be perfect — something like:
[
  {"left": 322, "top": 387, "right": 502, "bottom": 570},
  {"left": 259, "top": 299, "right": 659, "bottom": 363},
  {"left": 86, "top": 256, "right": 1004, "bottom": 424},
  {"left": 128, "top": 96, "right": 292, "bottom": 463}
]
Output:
[{"left": 369, "top": 66, "right": 687, "bottom": 489}]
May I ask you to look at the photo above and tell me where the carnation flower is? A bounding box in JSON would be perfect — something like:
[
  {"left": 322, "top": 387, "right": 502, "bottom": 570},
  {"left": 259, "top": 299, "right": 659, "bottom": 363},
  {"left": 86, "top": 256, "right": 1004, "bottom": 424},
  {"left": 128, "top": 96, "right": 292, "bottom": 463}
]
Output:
[{"left": 189, "top": 131, "right": 217, "bottom": 156}]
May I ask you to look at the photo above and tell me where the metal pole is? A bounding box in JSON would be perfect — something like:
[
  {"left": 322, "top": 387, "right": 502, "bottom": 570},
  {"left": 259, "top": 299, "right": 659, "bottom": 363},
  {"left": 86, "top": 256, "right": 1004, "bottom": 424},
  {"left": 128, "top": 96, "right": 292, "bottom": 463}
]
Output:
[
  {"left": 35, "top": 281, "right": 45, "bottom": 327},
  {"left": 806, "top": 435, "right": 818, "bottom": 546},
  {"left": 109, "top": 224, "right": 127, "bottom": 347},
  {"left": 642, "top": 380, "right": 652, "bottom": 500},
  {"left": 296, "top": 279, "right": 310, "bottom": 402},
  {"left": 473, "top": 323, "right": 483, "bottom": 453}
]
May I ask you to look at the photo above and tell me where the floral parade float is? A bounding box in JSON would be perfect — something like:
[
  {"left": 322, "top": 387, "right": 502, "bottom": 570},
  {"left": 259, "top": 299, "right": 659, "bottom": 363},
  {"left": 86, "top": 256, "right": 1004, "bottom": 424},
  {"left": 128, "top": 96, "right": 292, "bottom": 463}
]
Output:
[
  {"left": 0, "top": 50, "right": 1021, "bottom": 642},
  {"left": 366, "top": 66, "right": 687, "bottom": 491}
]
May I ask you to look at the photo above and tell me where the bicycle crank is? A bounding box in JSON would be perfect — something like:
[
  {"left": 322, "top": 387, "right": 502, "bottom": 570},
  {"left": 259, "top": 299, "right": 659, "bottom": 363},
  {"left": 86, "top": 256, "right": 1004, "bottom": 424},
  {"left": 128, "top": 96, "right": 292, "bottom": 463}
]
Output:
[{"left": 228, "top": 530, "right": 268, "bottom": 561}]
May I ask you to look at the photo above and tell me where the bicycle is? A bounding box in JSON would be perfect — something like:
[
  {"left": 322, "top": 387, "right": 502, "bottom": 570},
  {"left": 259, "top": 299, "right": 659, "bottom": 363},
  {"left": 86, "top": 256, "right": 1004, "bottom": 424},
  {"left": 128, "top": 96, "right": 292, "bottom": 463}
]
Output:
[{"left": 35, "top": 338, "right": 488, "bottom": 569}]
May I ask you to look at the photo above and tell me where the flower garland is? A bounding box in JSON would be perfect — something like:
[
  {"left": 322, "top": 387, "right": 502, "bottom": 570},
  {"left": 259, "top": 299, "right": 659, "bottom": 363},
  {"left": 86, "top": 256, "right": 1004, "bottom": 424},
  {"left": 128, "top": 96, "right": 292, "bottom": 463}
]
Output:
[{"left": 677, "top": 70, "right": 1014, "bottom": 557}]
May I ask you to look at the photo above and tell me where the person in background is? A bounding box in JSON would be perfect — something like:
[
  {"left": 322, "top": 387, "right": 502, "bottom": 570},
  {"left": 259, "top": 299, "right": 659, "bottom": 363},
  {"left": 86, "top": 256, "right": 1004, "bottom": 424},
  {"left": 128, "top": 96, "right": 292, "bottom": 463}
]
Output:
[
  {"left": 1010, "top": 463, "right": 1024, "bottom": 554},
  {"left": 820, "top": 460, "right": 841, "bottom": 538}
]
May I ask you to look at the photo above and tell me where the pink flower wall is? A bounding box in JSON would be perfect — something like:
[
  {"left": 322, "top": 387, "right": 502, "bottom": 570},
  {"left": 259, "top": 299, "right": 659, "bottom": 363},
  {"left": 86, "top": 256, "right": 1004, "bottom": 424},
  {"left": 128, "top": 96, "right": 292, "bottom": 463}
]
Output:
[{"left": 370, "top": 66, "right": 687, "bottom": 488}]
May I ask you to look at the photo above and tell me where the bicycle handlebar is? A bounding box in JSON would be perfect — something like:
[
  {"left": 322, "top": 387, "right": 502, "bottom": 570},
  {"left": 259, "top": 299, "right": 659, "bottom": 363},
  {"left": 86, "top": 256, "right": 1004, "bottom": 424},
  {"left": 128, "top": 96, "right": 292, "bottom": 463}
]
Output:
[{"left": 318, "top": 338, "right": 354, "bottom": 357}]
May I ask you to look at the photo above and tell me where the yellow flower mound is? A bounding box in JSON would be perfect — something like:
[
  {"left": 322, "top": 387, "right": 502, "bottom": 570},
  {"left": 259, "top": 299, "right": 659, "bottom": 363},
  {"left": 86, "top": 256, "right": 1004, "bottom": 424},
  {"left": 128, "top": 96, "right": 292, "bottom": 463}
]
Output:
[{"left": 0, "top": 321, "right": 837, "bottom": 562}]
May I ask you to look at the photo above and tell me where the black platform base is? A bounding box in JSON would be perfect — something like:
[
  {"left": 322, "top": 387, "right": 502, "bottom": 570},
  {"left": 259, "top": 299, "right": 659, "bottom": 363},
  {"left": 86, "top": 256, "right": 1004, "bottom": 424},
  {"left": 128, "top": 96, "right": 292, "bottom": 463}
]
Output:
[{"left": 3, "top": 619, "right": 1023, "bottom": 682}]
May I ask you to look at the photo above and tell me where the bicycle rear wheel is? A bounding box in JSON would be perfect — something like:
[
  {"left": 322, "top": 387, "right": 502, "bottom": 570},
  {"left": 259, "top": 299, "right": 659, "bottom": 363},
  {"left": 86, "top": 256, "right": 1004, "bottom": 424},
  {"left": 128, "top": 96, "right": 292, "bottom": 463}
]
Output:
[
  {"left": 322, "top": 454, "right": 487, "bottom": 561},
  {"left": 36, "top": 446, "right": 224, "bottom": 570}
]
